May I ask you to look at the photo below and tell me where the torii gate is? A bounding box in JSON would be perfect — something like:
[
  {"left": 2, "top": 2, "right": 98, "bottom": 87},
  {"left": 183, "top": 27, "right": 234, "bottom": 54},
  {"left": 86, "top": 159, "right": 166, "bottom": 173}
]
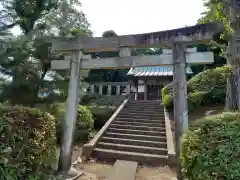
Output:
[{"left": 50, "top": 22, "right": 223, "bottom": 176}]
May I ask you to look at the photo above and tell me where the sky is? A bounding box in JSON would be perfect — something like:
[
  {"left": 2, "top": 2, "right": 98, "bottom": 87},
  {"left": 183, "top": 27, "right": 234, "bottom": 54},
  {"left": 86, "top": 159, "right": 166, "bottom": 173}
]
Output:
[
  {"left": 79, "top": 0, "right": 206, "bottom": 36},
  {"left": 11, "top": 0, "right": 206, "bottom": 36}
]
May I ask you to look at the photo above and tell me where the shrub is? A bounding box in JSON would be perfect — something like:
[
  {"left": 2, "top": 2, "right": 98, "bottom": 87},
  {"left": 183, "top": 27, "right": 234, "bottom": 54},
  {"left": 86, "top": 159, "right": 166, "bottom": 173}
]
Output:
[
  {"left": 81, "top": 94, "right": 96, "bottom": 105},
  {"left": 88, "top": 106, "right": 115, "bottom": 129},
  {"left": 75, "top": 106, "right": 94, "bottom": 142},
  {"left": 188, "top": 91, "right": 207, "bottom": 110},
  {"left": 0, "top": 104, "right": 57, "bottom": 179},
  {"left": 162, "top": 66, "right": 230, "bottom": 110},
  {"left": 181, "top": 112, "right": 240, "bottom": 180},
  {"left": 48, "top": 103, "right": 94, "bottom": 143}
]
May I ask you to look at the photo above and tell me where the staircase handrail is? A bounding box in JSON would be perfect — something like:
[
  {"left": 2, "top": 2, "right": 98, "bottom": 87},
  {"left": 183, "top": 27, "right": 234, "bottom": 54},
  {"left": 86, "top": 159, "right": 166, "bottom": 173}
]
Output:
[{"left": 81, "top": 97, "right": 130, "bottom": 158}]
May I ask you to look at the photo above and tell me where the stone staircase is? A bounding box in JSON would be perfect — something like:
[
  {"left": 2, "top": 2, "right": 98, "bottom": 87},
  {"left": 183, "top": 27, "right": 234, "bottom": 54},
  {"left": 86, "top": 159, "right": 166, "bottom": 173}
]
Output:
[{"left": 91, "top": 100, "right": 169, "bottom": 165}]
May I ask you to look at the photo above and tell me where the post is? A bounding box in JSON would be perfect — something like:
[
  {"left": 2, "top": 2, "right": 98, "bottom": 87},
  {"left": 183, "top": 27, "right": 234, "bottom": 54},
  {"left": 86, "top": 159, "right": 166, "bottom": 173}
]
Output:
[
  {"left": 58, "top": 51, "right": 83, "bottom": 173},
  {"left": 99, "top": 84, "right": 103, "bottom": 95},
  {"left": 126, "top": 84, "right": 131, "bottom": 95},
  {"left": 173, "top": 42, "right": 188, "bottom": 180},
  {"left": 144, "top": 79, "right": 148, "bottom": 100},
  {"left": 90, "top": 84, "right": 94, "bottom": 94},
  {"left": 116, "top": 85, "right": 121, "bottom": 95},
  {"left": 135, "top": 79, "right": 139, "bottom": 100},
  {"left": 107, "top": 84, "right": 111, "bottom": 96}
]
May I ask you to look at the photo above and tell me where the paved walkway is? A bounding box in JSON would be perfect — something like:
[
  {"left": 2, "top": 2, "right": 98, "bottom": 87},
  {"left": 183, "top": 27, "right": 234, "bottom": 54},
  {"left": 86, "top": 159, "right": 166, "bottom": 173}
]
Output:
[{"left": 106, "top": 160, "right": 138, "bottom": 180}]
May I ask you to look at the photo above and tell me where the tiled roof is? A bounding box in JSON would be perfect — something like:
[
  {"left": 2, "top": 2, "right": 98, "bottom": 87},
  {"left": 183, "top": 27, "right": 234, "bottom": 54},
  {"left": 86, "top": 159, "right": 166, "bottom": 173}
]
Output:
[{"left": 127, "top": 65, "right": 193, "bottom": 77}]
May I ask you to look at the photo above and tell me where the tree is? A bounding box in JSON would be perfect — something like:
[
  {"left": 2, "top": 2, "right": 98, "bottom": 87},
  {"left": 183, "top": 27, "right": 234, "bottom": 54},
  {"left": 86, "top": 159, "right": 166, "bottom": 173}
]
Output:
[
  {"left": 0, "top": 0, "right": 92, "bottom": 106},
  {"left": 0, "top": 0, "right": 60, "bottom": 105},
  {"left": 200, "top": 0, "right": 240, "bottom": 111}
]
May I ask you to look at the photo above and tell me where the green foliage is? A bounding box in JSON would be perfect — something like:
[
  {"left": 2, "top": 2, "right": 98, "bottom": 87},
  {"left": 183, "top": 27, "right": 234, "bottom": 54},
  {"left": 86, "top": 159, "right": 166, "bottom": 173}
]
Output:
[
  {"left": 0, "top": 0, "right": 92, "bottom": 106},
  {"left": 0, "top": 104, "right": 57, "bottom": 179},
  {"left": 88, "top": 106, "right": 115, "bottom": 129},
  {"left": 41, "top": 103, "right": 94, "bottom": 143},
  {"left": 75, "top": 106, "right": 94, "bottom": 142},
  {"left": 162, "top": 66, "right": 230, "bottom": 110},
  {"left": 27, "top": 172, "right": 63, "bottom": 180},
  {"left": 181, "top": 112, "right": 240, "bottom": 180},
  {"left": 188, "top": 91, "right": 207, "bottom": 110},
  {"left": 81, "top": 94, "right": 96, "bottom": 105},
  {"left": 200, "top": 0, "right": 230, "bottom": 39},
  {"left": 162, "top": 94, "right": 173, "bottom": 109}
]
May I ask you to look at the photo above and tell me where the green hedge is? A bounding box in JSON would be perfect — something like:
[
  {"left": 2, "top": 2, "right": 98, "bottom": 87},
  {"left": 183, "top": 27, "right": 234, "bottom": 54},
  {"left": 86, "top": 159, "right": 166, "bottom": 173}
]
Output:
[
  {"left": 75, "top": 106, "right": 94, "bottom": 142},
  {"left": 41, "top": 103, "right": 94, "bottom": 143},
  {"left": 162, "top": 66, "right": 230, "bottom": 111},
  {"left": 88, "top": 106, "right": 115, "bottom": 129},
  {"left": 81, "top": 94, "right": 96, "bottom": 105},
  {"left": 181, "top": 112, "right": 240, "bottom": 180},
  {"left": 0, "top": 104, "right": 57, "bottom": 179}
]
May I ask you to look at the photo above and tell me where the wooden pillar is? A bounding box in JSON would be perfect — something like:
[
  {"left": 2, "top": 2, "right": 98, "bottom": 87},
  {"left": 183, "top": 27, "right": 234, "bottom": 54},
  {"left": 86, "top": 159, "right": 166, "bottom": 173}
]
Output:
[
  {"left": 116, "top": 85, "right": 121, "bottom": 96},
  {"left": 107, "top": 84, "right": 111, "bottom": 96},
  {"left": 99, "top": 84, "right": 103, "bottom": 95},
  {"left": 90, "top": 84, "right": 94, "bottom": 94},
  {"left": 173, "top": 42, "right": 188, "bottom": 180},
  {"left": 58, "top": 51, "right": 83, "bottom": 173},
  {"left": 135, "top": 78, "right": 139, "bottom": 100},
  {"left": 144, "top": 79, "right": 148, "bottom": 100}
]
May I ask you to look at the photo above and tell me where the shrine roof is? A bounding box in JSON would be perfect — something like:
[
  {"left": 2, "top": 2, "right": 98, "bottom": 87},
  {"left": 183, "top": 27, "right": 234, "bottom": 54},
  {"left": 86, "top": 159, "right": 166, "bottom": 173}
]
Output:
[{"left": 127, "top": 65, "right": 193, "bottom": 77}]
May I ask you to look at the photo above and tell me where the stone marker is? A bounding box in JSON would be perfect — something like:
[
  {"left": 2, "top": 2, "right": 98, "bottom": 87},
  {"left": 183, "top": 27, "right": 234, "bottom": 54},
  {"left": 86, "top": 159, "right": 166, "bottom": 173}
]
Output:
[{"left": 106, "top": 160, "right": 138, "bottom": 180}]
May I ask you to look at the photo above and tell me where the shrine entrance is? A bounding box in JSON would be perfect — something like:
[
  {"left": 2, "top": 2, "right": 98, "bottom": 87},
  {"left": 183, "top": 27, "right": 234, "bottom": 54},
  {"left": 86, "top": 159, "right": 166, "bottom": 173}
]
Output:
[
  {"left": 147, "top": 84, "right": 161, "bottom": 100},
  {"left": 49, "top": 21, "right": 223, "bottom": 178}
]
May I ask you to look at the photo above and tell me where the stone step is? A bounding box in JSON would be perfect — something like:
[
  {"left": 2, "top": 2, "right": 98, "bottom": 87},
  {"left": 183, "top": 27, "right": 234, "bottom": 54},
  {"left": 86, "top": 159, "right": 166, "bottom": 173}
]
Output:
[
  {"left": 125, "top": 106, "right": 164, "bottom": 110},
  {"left": 117, "top": 114, "right": 164, "bottom": 120},
  {"left": 115, "top": 117, "right": 165, "bottom": 123},
  {"left": 119, "top": 114, "right": 164, "bottom": 119},
  {"left": 127, "top": 102, "right": 163, "bottom": 105},
  {"left": 107, "top": 128, "right": 166, "bottom": 137},
  {"left": 97, "top": 142, "right": 168, "bottom": 155},
  {"left": 128, "top": 101, "right": 162, "bottom": 104},
  {"left": 105, "top": 132, "right": 166, "bottom": 142},
  {"left": 92, "top": 148, "right": 168, "bottom": 165},
  {"left": 121, "top": 109, "right": 164, "bottom": 114},
  {"left": 100, "top": 137, "right": 167, "bottom": 148},
  {"left": 112, "top": 120, "right": 165, "bottom": 127},
  {"left": 120, "top": 111, "right": 165, "bottom": 116},
  {"left": 110, "top": 123, "right": 165, "bottom": 131}
]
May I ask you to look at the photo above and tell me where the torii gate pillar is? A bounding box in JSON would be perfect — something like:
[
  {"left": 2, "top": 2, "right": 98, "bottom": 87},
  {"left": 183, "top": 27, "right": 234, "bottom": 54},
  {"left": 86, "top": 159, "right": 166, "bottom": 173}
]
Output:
[
  {"left": 172, "top": 43, "right": 188, "bottom": 180},
  {"left": 58, "top": 51, "right": 83, "bottom": 173}
]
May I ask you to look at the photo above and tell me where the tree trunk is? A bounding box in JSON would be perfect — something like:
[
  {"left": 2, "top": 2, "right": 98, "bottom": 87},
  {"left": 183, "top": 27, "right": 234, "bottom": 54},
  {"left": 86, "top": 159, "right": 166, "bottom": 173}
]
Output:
[
  {"left": 225, "top": 0, "right": 240, "bottom": 112},
  {"left": 225, "top": 61, "right": 240, "bottom": 111}
]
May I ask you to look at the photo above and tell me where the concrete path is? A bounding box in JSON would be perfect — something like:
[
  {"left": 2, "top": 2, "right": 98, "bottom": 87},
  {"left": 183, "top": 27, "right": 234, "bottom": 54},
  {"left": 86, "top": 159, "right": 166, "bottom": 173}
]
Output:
[{"left": 106, "top": 160, "right": 138, "bottom": 180}]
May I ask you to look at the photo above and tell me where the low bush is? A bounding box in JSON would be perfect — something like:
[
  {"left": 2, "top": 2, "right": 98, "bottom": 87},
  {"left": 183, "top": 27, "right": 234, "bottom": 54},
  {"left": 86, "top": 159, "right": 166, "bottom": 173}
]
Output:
[
  {"left": 0, "top": 104, "right": 57, "bottom": 179},
  {"left": 162, "top": 66, "right": 230, "bottom": 111},
  {"left": 181, "top": 112, "right": 240, "bottom": 180},
  {"left": 88, "top": 105, "right": 115, "bottom": 129},
  {"left": 81, "top": 94, "right": 96, "bottom": 105},
  {"left": 44, "top": 103, "right": 94, "bottom": 143},
  {"left": 75, "top": 106, "right": 94, "bottom": 142}
]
